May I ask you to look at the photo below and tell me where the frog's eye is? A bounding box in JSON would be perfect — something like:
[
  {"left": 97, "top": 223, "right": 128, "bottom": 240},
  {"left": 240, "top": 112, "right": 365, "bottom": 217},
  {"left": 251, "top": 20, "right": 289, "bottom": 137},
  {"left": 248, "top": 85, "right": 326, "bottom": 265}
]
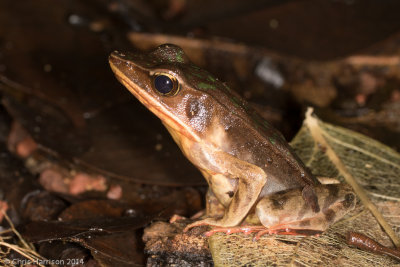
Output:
[{"left": 153, "top": 73, "right": 180, "bottom": 96}]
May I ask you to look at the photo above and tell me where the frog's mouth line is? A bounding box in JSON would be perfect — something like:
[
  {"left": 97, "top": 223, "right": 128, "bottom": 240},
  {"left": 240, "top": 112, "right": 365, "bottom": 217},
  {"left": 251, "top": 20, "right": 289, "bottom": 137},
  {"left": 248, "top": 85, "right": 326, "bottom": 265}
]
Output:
[{"left": 109, "top": 58, "right": 200, "bottom": 143}]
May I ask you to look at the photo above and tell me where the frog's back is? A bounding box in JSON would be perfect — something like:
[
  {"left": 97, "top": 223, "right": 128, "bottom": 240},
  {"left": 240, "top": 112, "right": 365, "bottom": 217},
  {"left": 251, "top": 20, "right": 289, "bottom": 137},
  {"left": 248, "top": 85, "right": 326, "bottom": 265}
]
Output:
[
  {"left": 179, "top": 65, "right": 319, "bottom": 192},
  {"left": 206, "top": 97, "right": 319, "bottom": 194},
  {"left": 165, "top": 54, "right": 318, "bottom": 190}
]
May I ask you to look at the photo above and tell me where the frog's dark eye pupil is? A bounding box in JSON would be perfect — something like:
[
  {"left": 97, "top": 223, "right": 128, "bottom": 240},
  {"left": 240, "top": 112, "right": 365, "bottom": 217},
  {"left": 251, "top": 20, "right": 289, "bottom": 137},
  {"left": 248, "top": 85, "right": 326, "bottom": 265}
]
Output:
[
  {"left": 153, "top": 74, "right": 180, "bottom": 96},
  {"left": 154, "top": 75, "right": 174, "bottom": 94}
]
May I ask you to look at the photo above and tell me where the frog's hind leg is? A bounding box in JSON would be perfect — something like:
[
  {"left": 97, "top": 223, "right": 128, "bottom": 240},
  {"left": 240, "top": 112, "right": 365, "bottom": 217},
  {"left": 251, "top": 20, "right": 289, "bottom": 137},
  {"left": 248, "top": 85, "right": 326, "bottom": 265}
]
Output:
[
  {"left": 255, "top": 184, "right": 356, "bottom": 238},
  {"left": 205, "top": 188, "right": 226, "bottom": 218},
  {"left": 204, "top": 225, "right": 266, "bottom": 237},
  {"left": 253, "top": 224, "right": 323, "bottom": 240},
  {"left": 203, "top": 224, "right": 321, "bottom": 240}
]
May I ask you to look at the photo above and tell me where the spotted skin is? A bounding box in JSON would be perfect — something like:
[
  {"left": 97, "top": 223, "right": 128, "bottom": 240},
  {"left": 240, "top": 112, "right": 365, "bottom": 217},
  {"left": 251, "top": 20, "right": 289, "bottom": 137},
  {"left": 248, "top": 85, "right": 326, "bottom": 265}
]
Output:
[{"left": 255, "top": 184, "right": 355, "bottom": 233}]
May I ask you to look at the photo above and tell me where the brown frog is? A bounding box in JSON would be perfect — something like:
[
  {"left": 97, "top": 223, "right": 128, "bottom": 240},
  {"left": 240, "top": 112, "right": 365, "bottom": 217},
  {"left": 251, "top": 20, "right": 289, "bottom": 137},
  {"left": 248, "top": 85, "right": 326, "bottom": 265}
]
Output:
[{"left": 109, "top": 44, "right": 355, "bottom": 237}]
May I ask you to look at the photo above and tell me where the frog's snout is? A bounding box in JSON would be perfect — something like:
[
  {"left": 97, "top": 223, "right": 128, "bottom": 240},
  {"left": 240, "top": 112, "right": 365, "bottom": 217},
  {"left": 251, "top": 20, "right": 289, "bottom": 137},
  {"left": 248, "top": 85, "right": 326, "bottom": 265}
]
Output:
[{"left": 109, "top": 51, "right": 125, "bottom": 64}]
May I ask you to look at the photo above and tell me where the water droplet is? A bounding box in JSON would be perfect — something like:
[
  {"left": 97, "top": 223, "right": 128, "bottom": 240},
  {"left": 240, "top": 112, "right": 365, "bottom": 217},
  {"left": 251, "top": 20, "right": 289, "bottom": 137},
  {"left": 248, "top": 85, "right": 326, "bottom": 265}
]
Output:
[{"left": 124, "top": 208, "right": 137, "bottom": 217}]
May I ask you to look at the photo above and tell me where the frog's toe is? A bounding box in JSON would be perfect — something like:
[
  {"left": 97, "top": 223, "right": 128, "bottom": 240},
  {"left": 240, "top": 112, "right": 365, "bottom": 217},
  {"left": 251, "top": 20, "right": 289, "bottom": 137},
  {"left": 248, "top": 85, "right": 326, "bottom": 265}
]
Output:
[
  {"left": 169, "top": 214, "right": 187, "bottom": 223},
  {"left": 205, "top": 225, "right": 266, "bottom": 237},
  {"left": 183, "top": 218, "right": 219, "bottom": 232},
  {"left": 190, "top": 209, "right": 206, "bottom": 220}
]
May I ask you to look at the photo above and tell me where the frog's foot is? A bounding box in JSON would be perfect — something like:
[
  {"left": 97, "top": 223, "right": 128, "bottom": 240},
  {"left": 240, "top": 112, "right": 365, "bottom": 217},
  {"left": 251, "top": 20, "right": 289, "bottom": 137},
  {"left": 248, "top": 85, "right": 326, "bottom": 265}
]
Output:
[
  {"left": 183, "top": 218, "right": 220, "bottom": 232},
  {"left": 169, "top": 214, "right": 187, "bottom": 223},
  {"left": 190, "top": 209, "right": 206, "bottom": 220},
  {"left": 204, "top": 225, "right": 266, "bottom": 237},
  {"left": 254, "top": 225, "right": 323, "bottom": 240},
  {"left": 170, "top": 211, "right": 206, "bottom": 223},
  {"left": 203, "top": 224, "right": 317, "bottom": 240}
]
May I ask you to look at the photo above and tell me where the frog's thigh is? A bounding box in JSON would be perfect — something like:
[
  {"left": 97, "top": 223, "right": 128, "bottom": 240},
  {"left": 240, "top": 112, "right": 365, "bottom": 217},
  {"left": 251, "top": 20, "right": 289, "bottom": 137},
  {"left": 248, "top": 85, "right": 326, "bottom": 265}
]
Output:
[{"left": 255, "top": 184, "right": 356, "bottom": 232}]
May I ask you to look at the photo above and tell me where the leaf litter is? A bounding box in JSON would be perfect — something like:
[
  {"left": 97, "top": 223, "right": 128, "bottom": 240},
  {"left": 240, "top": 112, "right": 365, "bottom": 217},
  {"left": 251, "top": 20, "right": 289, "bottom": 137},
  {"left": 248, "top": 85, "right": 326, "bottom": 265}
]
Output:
[{"left": 209, "top": 108, "right": 400, "bottom": 266}]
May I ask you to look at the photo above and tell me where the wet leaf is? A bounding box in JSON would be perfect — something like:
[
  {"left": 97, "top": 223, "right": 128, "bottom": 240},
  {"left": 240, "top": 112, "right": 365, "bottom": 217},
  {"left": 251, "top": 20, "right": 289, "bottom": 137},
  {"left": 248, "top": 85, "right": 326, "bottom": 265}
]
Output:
[
  {"left": 78, "top": 232, "right": 144, "bottom": 267},
  {"left": 21, "top": 217, "right": 143, "bottom": 243},
  {"left": 20, "top": 201, "right": 174, "bottom": 266},
  {"left": 297, "top": 108, "right": 400, "bottom": 247}
]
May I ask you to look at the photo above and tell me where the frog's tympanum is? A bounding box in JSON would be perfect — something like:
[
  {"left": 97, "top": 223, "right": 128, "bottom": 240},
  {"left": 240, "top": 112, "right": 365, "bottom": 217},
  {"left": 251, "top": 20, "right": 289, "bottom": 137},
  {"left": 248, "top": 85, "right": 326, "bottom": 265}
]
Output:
[{"left": 109, "top": 44, "right": 356, "bottom": 237}]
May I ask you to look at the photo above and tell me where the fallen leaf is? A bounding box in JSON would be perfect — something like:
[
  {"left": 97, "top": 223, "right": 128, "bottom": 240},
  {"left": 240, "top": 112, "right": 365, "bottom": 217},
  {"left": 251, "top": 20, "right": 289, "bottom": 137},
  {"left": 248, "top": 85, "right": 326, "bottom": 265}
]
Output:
[{"left": 209, "top": 108, "right": 400, "bottom": 266}]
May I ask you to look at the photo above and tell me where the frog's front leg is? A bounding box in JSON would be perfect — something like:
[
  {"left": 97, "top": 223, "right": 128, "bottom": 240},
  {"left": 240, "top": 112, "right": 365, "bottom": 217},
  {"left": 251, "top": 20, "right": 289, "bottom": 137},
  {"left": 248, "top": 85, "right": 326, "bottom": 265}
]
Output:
[
  {"left": 199, "top": 170, "right": 232, "bottom": 217},
  {"left": 185, "top": 152, "right": 267, "bottom": 230},
  {"left": 205, "top": 188, "right": 225, "bottom": 218}
]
